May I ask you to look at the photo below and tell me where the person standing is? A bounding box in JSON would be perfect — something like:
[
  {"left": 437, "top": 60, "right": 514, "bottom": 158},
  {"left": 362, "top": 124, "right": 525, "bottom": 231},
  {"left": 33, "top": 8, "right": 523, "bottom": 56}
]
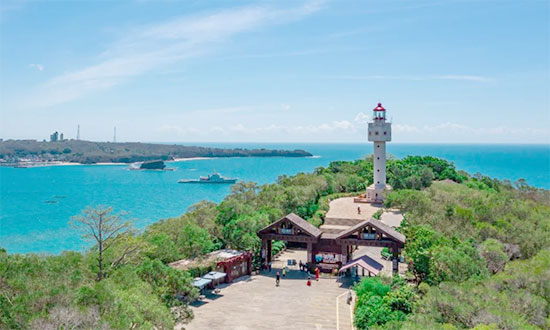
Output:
[
  {"left": 282, "top": 266, "right": 287, "bottom": 277},
  {"left": 357, "top": 206, "right": 361, "bottom": 215},
  {"left": 276, "top": 271, "right": 280, "bottom": 286},
  {"left": 307, "top": 275, "right": 311, "bottom": 286},
  {"left": 315, "top": 267, "right": 320, "bottom": 281}
]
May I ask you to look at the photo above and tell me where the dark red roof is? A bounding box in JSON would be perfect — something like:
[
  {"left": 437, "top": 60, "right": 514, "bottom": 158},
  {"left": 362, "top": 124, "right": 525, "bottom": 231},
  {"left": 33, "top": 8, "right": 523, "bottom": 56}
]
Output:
[{"left": 373, "top": 103, "right": 386, "bottom": 111}]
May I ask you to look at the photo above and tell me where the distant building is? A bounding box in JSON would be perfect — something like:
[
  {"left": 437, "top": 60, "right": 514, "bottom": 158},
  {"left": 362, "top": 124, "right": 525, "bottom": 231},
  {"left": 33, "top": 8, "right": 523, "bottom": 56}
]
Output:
[
  {"left": 50, "top": 131, "right": 59, "bottom": 142},
  {"left": 60, "top": 133, "right": 64, "bottom": 141}
]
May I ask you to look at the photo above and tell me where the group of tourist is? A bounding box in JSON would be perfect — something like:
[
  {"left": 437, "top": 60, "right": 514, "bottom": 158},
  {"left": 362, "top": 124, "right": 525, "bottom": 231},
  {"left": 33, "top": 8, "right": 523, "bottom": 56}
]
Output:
[{"left": 274, "top": 261, "right": 320, "bottom": 287}]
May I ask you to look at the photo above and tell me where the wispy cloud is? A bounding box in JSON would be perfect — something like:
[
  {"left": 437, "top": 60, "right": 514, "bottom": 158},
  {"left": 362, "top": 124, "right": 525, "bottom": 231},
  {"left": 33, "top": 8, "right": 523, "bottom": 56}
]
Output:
[
  {"left": 28, "top": 64, "right": 43, "bottom": 71},
  {"left": 394, "top": 122, "right": 547, "bottom": 137},
  {"left": 155, "top": 115, "right": 548, "bottom": 141},
  {"left": 326, "top": 74, "right": 494, "bottom": 82},
  {"left": 27, "top": 0, "right": 326, "bottom": 108}
]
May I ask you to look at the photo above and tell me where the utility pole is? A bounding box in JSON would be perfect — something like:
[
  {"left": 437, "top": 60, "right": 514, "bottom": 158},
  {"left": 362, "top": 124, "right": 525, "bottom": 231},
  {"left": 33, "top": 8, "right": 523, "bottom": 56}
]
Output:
[{"left": 77, "top": 125, "right": 80, "bottom": 140}]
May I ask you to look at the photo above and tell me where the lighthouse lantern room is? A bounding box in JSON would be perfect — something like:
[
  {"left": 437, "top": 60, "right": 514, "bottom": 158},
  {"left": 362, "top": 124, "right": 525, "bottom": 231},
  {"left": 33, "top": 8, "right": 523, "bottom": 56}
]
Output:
[{"left": 366, "top": 103, "right": 392, "bottom": 203}]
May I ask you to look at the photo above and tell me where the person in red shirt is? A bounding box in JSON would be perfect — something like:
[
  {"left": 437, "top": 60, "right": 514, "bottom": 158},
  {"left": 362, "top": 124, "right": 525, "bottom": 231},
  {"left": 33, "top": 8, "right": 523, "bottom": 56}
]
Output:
[{"left": 315, "top": 267, "right": 320, "bottom": 281}]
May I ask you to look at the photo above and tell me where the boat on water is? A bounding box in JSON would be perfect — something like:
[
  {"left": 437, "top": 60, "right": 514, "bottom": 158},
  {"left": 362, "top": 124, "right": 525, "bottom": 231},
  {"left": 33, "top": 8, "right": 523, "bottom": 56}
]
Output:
[
  {"left": 129, "top": 160, "right": 174, "bottom": 171},
  {"left": 140, "top": 160, "right": 166, "bottom": 170},
  {"left": 178, "top": 172, "right": 237, "bottom": 184}
]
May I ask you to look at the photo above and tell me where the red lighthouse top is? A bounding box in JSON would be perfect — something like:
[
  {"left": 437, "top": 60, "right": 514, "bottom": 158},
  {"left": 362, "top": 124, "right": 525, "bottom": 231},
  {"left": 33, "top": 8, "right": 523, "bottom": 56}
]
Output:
[{"left": 373, "top": 103, "right": 386, "bottom": 111}]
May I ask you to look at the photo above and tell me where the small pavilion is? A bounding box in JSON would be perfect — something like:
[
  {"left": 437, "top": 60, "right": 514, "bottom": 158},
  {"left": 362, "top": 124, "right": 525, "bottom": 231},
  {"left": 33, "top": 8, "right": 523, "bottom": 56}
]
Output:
[{"left": 258, "top": 213, "right": 405, "bottom": 274}]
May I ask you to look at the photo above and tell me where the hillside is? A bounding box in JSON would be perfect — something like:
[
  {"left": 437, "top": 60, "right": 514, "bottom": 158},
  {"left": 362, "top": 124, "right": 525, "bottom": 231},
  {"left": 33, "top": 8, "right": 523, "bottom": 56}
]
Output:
[
  {"left": 0, "top": 140, "right": 312, "bottom": 164},
  {"left": 1, "top": 156, "right": 548, "bottom": 329}
]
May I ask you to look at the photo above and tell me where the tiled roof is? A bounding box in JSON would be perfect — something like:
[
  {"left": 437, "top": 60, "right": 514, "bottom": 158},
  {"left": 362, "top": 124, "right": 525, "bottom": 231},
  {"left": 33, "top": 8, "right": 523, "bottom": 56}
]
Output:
[
  {"left": 258, "top": 213, "right": 322, "bottom": 238},
  {"left": 335, "top": 217, "right": 406, "bottom": 243}
]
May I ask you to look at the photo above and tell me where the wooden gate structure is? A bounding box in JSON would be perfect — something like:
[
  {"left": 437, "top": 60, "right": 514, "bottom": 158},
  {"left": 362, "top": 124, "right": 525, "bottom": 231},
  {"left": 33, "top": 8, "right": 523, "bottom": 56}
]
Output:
[{"left": 258, "top": 213, "right": 405, "bottom": 274}]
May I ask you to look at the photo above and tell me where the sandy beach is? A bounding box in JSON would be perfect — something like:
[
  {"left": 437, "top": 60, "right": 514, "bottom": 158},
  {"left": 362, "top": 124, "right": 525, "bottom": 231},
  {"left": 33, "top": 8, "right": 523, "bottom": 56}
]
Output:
[{"left": 170, "top": 157, "right": 211, "bottom": 162}]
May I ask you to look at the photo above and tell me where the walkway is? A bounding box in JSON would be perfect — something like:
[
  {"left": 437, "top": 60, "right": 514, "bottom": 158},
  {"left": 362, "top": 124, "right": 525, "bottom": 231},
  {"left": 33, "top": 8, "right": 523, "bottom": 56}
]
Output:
[
  {"left": 325, "top": 197, "right": 382, "bottom": 221},
  {"left": 181, "top": 249, "right": 354, "bottom": 330},
  {"left": 321, "top": 197, "right": 406, "bottom": 276}
]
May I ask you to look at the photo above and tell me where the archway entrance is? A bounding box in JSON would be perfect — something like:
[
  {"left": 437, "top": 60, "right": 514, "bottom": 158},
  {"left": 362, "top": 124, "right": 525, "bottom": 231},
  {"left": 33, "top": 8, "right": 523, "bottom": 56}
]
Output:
[{"left": 258, "top": 213, "right": 406, "bottom": 275}]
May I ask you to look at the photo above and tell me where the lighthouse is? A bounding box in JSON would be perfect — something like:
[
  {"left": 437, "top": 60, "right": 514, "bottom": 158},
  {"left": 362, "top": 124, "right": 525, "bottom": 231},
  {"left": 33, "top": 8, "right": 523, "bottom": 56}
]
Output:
[{"left": 366, "top": 103, "right": 392, "bottom": 203}]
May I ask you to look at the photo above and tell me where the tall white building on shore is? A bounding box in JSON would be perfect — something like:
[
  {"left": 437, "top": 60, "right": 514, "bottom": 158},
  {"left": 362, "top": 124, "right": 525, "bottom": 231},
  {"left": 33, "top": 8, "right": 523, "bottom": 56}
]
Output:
[{"left": 366, "top": 103, "right": 392, "bottom": 203}]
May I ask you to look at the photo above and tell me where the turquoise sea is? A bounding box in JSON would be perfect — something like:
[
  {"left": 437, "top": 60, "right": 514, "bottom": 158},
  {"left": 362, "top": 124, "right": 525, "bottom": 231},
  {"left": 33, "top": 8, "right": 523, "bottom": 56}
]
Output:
[{"left": 1, "top": 143, "right": 548, "bottom": 254}]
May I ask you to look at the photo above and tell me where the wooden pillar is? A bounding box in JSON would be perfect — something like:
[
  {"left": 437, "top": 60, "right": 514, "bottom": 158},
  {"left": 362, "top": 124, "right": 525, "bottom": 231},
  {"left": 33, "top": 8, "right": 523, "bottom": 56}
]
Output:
[
  {"left": 261, "top": 239, "right": 267, "bottom": 269},
  {"left": 306, "top": 242, "right": 313, "bottom": 264},
  {"left": 247, "top": 254, "right": 252, "bottom": 275},
  {"left": 225, "top": 264, "right": 232, "bottom": 283},
  {"left": 267, "top": 240, "right": 272, "bottom": 264},
  {"left": 392, "top": 244, "right": 399, "bottom": 275},
  {"left": 341, "top": 244, "right": 348, "bottom": 264}
]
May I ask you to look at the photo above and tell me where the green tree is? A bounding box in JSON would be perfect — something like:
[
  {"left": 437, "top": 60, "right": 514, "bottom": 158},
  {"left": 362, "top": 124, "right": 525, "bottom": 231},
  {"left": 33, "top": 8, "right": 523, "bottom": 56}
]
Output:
[
  {"left": 478, "top": 238, "right": 508, "bottom": 274},
  {"left": 70, "top": 206, "right": 135, "bottom": 281},
  {"left": 178, "top": 220, "right": 214, "bottom": 258}
]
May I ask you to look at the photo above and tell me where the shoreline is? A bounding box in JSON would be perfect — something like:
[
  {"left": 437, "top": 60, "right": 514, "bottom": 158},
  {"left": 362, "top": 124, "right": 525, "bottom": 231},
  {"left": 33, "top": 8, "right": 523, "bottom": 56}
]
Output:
[
  {"left": 1, "top": 157, "right": 213, "bottom": 168},
  {"left": 170, "top": 157, "right": 211, "bottom": 162}
]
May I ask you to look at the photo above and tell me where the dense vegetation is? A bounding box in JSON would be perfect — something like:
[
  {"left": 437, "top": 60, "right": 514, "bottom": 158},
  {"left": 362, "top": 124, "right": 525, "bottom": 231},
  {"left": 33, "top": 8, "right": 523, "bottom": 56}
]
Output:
[
  {"left": 353, "top": 174, "right": 550, "bottom": 329},
  {"left": 0, "top": 140, "right": 312, "bottom": 164},
  {"left": 1, "top": 155, "right": 548, "bottom": 329}
]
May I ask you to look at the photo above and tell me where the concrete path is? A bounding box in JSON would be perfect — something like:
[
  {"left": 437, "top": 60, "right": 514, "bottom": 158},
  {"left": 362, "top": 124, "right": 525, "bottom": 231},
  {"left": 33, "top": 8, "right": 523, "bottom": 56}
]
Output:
[
  {"left": 321, "top": 197, "right": 406, "bottom": 277},
  {"left": 323, "top": 197, "right": 403, "bottom": 229},
  {"left": 325, "top": 197, "right": 382, "bottom": 221},
  {"left": 181, "top": 249, "right": 354, "bottom": 330}
]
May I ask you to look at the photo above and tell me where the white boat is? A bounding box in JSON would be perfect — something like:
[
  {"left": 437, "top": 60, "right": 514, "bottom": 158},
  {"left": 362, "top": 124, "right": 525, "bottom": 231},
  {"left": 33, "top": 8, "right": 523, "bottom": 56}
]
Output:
[{"left": 178, "top": 172, "right": 237, "bottom": 184}]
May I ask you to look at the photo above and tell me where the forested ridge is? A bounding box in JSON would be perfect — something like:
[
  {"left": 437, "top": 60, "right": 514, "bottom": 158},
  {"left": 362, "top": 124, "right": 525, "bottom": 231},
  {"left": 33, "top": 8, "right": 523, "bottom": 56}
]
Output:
[
  {"left": 0, "top": 140, "right": 312, "bottom": 164},
  {"left": 1, "top": 155, "right": 548, "bottom": 329}
]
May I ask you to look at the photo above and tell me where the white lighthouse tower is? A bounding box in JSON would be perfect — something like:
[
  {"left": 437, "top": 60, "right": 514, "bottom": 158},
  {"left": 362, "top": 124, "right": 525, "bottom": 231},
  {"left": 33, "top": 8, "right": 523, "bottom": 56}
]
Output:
[{"left": 366, "top": 103, "right": 392, "bottom": 203}]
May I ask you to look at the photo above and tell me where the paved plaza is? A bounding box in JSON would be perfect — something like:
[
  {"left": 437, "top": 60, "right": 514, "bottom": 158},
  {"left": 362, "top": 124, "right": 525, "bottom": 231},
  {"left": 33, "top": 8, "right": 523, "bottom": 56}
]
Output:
[
  {"left": 325, "top": 197, "right": 382, "bottom": 221},
  {"left": 181, "top": 198, "right": 405, "bottom": 330},
  {"left": 182, "top": 249, "right": 354, "bottom": 330},
  {"left": 324, "top": 197, "right": 403, "bottom": 229}
]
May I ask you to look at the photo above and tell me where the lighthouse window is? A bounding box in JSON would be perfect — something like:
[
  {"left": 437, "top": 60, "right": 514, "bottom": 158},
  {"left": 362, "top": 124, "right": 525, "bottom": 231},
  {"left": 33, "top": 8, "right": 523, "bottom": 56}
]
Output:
[
  {"left": 377, "top": 169, "right": 380, "bottom": 172},
  {"left": 377, "top": 157, "right": 379, "bottom": 160},
  {"left": 375, "top": 131, "right": 379, "bottom": 135},
  {"left": 377, "top": 181, "right": 380, "bottom": 184},
  {"left": 377, "top": 145, "right": 380, "bottom": 148},
  {"left": 384, "top": 131, "right": 387, "bottom": 135}
]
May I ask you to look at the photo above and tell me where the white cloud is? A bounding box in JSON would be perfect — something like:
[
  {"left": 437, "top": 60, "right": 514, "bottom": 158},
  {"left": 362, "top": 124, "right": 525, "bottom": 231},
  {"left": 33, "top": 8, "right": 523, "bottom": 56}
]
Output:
[
  {"left": 333, "top": 120, "right": 354, "bottom": 130},
  {"left": 29, "top": 64, "right": 43, "bottom": 71},
  {"left": 27, "top": 1, "right": 325, "bottom": 108},
  {"left": 354, "top": 112, "right": 371, "bottom": 123},
  {"left": 393, "top": 124, "right": 419, "bottom": 133},
  {"left": 288, "top": 120, "right": 357, "bottom": 134}
]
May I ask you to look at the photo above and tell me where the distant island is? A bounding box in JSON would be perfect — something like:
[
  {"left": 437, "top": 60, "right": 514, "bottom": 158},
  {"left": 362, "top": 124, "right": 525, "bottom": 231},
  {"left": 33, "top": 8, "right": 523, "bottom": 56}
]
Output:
[{"left": 0, "top": 140, "right": 312, "bottom": 166}]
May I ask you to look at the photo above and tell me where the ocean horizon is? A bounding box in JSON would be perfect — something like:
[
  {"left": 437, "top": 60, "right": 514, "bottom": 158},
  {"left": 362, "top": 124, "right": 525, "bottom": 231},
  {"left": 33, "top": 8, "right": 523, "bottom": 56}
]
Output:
[{"left": 1, "top": 142, "right": 548, "bottom": 255}]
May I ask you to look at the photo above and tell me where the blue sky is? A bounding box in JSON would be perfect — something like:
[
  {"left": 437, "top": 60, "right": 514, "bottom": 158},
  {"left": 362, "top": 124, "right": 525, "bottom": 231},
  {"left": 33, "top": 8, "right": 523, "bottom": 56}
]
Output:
[{"left": 1, "top": 0, "right": 548, "bottom": 143}]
